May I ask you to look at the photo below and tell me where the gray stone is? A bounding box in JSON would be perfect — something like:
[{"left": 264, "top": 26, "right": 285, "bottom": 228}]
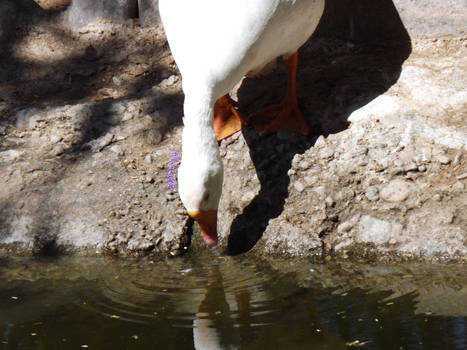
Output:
[
  {"left": 439, "top": 155, "right": 451, "bottom": 165},
  {"left": 380, "top": 180, "right": 411, "bottom": 203},
  {"left": 298, "top": 160, "right": 311, "bottom": 170},
  {"left": 294, "top": 181, "right": 305, "bottom": 193},
  {"left": 357, "top": 216, "right": 402, "bottom": 245},
  {"left": 365, "top": 186, "right": 379, "bottom": 201}
]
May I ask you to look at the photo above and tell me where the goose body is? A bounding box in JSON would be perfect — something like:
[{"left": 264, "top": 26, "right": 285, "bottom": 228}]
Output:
[{"left": 159, "top": 0, "right": 325, "bottom": 245}]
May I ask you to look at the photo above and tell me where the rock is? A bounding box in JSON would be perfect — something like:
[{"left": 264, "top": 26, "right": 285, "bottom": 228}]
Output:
[
  {"left": 337, "top": 221, "right": 353, "bottom": 233},
  {"left": 314, "top": 135, "right": 325, "bottom": 147},
  {"left": 439, "top": 155, "right": 451, "bottom": 165},
  {"left": 146, "top": 129, "right": 163, "bottom": 145},
  {"left": 357, "top": 216, "right": 402, "bottom": 245},
  {"left": 304, "top": 176, "right": 317, "bottom": 186},
  {"left": 325, "top": 196, "right": 335, "bottom": 207},
  {"left": 159, "top": 75, "right": 178, "bottom": 88},
  {"left": 144, "top": 154, "right": 153, "bottom": 164},
  {"left": 109, "top": 145, "right": 124, "bottom": 156},
  {"left": 352, "top": 146, "right": 368, "bottom": 156},
  {"left": 0, "top": 150, "right": 23, "bottom": 162},
  {"left": 380, "top": 179, "right": 412, "bottom": 203},
  {"left": 298, "top": 160, "right": 311, "bottom": 170},
  {"left": 0, "top": 6, "right": 465, "bottom": 261},
  {"left": 294, "top": 181, "right": 305, "bottom": 192},
  {"left": 365, "top": 186, "right": 379, "bottom": 201}
]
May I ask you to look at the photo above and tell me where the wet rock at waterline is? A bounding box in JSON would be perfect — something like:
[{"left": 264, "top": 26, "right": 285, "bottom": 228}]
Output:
[{"left": 0, "top": 6, "right": 466, "bottom": 260}]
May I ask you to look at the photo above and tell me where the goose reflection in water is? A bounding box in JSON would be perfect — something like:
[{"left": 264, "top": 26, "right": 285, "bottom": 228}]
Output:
[
  {"left": 191, "top": 265, "right": 345, "bottom": 350},
  {"left": 193, "top": 267, "right": 241, "bottom": 349}
]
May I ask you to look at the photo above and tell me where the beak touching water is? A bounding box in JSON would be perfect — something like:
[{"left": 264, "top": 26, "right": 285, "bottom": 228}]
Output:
[{"left": 187, "top": 210, "right": 218, "bottom": 246}]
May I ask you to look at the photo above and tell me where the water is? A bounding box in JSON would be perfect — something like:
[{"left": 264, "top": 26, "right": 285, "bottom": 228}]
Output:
[{"left": 0, "top": 252, "right": 466, "bottom": 350}]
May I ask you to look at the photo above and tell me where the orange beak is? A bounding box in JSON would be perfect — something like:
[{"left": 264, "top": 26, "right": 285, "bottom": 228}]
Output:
[{"left": 187, "top": 210, "right": 218, "bottom": 246}]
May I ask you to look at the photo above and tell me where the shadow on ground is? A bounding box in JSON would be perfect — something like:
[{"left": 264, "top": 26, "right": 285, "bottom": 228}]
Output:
[
  {"left": 0, "top": 0, "right": 184, "bottom": 252},
  {"left": 227, "top": 0, "right": 412, "bottom": 255}
]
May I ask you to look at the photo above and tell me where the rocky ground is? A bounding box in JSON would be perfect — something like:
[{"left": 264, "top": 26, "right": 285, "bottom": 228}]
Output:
[{"left": 0, "top": 4, "right": 465, "bottom": 260}]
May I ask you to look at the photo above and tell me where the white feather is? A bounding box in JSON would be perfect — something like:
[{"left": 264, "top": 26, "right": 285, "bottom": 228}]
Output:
[{"left": 159, "top": 0, "right": 325, "bottom": 212}]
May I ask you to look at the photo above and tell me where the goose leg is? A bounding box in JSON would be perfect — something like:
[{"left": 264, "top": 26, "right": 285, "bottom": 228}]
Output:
[
  {"left": 213, "top": 94, "right": 246, "bottom": 142},
  {"left": 254, "top": 51, "right": 309, "bottom": 136}
]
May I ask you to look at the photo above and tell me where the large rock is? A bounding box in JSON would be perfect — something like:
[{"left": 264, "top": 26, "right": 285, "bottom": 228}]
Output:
[{"left": 0, "top": 1, "right": 465, "bottom": 260}]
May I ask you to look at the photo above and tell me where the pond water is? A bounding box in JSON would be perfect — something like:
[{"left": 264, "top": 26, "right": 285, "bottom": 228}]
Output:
[{"left": 0, "top": 251, "right": 466, "bottom": 350}]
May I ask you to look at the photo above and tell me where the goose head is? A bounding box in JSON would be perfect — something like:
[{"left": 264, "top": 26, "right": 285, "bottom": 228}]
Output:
[{"left": 178, "top": 94, "right": 223, "bottom": 246}]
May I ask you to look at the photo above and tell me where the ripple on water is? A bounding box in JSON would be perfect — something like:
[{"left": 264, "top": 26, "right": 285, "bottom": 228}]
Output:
[
  {"left": 76, "top": 254, "right": 292, "bottom": 329},
  {"left": 1, "top": 255, "right": 466, "bottom": 349}
]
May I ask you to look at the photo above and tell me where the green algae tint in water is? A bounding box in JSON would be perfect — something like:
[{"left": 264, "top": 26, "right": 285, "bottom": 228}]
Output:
[{"left": 0, "top": 254, "right": 466, "bottom": 350}]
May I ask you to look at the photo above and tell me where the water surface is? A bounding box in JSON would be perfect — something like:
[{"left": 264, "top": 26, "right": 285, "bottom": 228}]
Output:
[{"left": 1, "top": 252, "right": 466, "bottom": 349}]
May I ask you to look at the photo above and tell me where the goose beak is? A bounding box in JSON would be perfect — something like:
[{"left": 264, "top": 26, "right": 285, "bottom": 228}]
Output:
[{"left": 187, "top": 210, "right": 218, "bottom": 246}]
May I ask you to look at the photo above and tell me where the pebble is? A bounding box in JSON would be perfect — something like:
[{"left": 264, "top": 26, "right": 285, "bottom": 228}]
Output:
[
  {"left": 97, "top": 133, "right": 114, "bottom": 151},
  {"left": 337, "top": 221, "right": 353, "bottom": 233},
  {"left": 112, "top": 76, "right": 122, "bottom": 86},
  {"left": 456, "top": 172, "right": 467, "bottom": 180},
  {"left": 298, "top": 160, "right": 311, "bottom": 170},
  {"left": 122, "top": 112, "right": 133, "bottom": 121},
  {"left": 357, "top": 215, "right": 395, "bottom": 244},
  {"left": 389, "top": 166, "right": 404, "bottom": 176},
  {"left": 404, "top": 161, "right": 418, "bottom": 172},
  {"left": 452, "top": 151, "right": 462, "bottom": 166},
  {"left": 110, "top": 145, "right": 124, "bottom": 156},
  {"left": 144, "top": 154, "right": 153, "bottom": 164},
  {"left": 380, "top": 179, "right": 411, "bottom": 202},
  {"left": 439, "top": 155, "right": 450, "bottom": 164},
  {"left": 49, "top": 134, "right": 63, "bottom": 144},
  {"left": 352, "top": 146, "right": 368, "bottom": 156},
  {"left": 304, "top": 175, "right": 317, "bottom": 185},
  {"left": 320, "top": 148, "right": 334, "bottom": 159},
  {"left": 418, "top": 165, "right": 427, "bottom": 172},
  {"left": 294, "top": 181, "right": 305, "bottom": 192},
  {"left": 314, "top": 135, "right": 325, "bottom": 147},
  {"left": 325, "top": 196, "right": 335, "bottom": 207},
  {"left": 51, "top": 143, "right": 67, "bottom": 156},
  {"left": 0, "top": 150, "right": 24, "bottom": 162},
  {"left": 233, "top": 137, "right": 244, "bottom": 150},
  {"left": 146, "top": 129, "right": 163, "bottom": 145},
  {"left": 365, "top": 186, "right": 379, "bottom": 201},
  {"left": 142, "top": 175, "right": 154, "bottom": 183},
  {"left": 159, "top": 75, "right": 178, "bottom": 88}
]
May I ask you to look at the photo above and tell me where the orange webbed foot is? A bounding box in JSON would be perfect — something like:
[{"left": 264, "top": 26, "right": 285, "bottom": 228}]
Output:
[
  {"left": 213, "top": 94, "right": 246, "bottom": 142},
  {"left": 252, "top": 51, "right": 309, "bottom": 136},
  {"left": 254, "top": 98, "right": 309, "bottom": 136}
]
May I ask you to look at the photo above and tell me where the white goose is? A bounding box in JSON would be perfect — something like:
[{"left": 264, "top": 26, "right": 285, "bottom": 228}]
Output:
[{"left": 159, "top": 0, "right": 325, "bottom": 246}]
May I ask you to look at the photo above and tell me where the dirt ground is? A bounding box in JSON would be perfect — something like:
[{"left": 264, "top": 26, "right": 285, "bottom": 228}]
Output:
[{"left": 0, "top": 8, "right": 465, "bottom": 260}]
